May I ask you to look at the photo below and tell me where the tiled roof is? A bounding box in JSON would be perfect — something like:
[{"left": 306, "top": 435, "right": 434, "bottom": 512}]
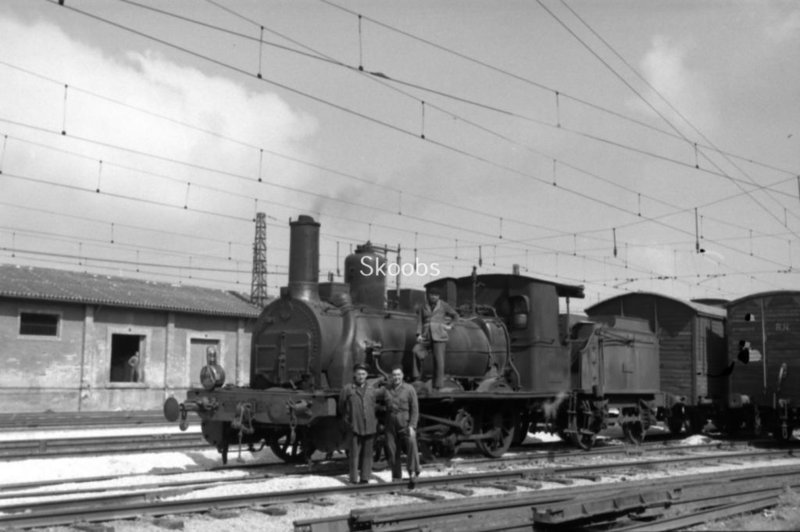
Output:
[{"left": 0, "top": 264, "right": 262, "bottom": 318}]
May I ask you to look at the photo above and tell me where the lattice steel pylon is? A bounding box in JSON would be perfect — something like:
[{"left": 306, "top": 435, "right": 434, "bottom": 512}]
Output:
[{"left": 250, "top": 212, "right": 268, "bottom": 308}]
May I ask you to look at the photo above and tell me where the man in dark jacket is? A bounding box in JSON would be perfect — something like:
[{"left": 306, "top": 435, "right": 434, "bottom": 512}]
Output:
[
  {"left": 413, "top": 287, "right": 459, "bottom": 389},
  {"left": 384, "top": 365, "right": 421, "bottom": 488},
  {"left": 338, "top": 363, "right": 379, "bottom": 484}
]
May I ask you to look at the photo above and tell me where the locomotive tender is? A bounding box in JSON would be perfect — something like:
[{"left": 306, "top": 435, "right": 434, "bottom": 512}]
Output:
[{"left": 164, "top": 215, "right": 676, "bottom": 464}]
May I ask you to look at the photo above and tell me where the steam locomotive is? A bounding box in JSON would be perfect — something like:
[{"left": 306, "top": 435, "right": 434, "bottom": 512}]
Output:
[{"left": 164, "top": 215, "right": 681, "bottom": 464}]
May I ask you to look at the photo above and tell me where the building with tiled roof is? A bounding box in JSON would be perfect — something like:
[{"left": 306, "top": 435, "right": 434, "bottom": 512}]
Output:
[{"left": 0, "top": 264, "right": 263, "bottom": 412}]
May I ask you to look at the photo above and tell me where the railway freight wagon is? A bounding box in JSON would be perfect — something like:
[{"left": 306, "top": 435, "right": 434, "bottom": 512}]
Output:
[
  {"left": 585, "top": 293, "right": 728, "bottom": 434},
  {"left": 726, "top": 291, "right": 800, "bottom": 440},
  {"left": 164, "top": 215, "right": 670, "bottom": 463}
]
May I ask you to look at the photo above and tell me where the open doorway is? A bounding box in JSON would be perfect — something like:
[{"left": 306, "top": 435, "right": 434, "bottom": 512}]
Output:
[{"left": 110, "top": 333, "right": 145, "bottom": 383}]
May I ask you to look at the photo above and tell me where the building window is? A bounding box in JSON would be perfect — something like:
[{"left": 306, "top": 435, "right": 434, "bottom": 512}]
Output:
[
  {"left": 19, "top": 312, "right": 59, "bottom": 336},
  {"left": 110, "top": 333, "right": 145, "bottom": 383}
]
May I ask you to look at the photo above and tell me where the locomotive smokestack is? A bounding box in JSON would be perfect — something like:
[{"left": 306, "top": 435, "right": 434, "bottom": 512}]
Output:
[{"left": 288, "top": 215, "right": 320, "bottom": 301}]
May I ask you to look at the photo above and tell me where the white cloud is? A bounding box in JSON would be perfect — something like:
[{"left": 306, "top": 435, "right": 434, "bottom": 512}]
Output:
[
  {"left": 765, "top": 9, "right": 800, "bottom": 44},
  {"left": 0, "top": 15, "right": 318, "bottom": 227},
  {"left": 630, "top": 36, "right": 715, "bottom": 134}
]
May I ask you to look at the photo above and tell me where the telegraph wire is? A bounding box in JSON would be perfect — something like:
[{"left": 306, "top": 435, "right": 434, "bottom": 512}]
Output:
[
  {"left": 0, "top": 223, "right": 259, "bottom": 267},
  {"left": 0, "top": 59, "right": 573, "bottom": 240},
  {"left": 2, "top": 243, "right": 277, "bottom": 274},
  {"left": 0, "top": 65, "right": 790, "bottom": 272},
  {"left": 47, "top": 3, "right": 796, "bottom": 230},
  {"left": 313, "top": 0, "right": 800, "bottom": 244},
  {"left": 96, "top": 3, "right": 800, "bottom": 206},
  {"left": 537, "top": 0, "right": 800, "bottom": 237},
  {"left": 1, "top": 249, "right": 283, "bottom": 289},
  {"left": 319, "top": 0, "right": 799, "bottom": 180},
  {"left": 30, "top": 1, "right": 799, "bottom": 294},
  {"left": 6, "top": 102, "right": 784, "bottom": 284},
  {"left": 6, "top": 13, "right": 791, "bottom": 262},
  {"left": 557, "top": 0, "right": 800, "bottom": 223},
  {"left": 1, "top": 157, "right": 694, "bottom": 294},
  {"left": 0, "top": 121, "right": 513, "bottom": 248},
  {"left": 0, "top": 199, "right": 255, "bottom": 254},
  {"left": 1, "top": 110, "right": 788, "bottom": 295}
]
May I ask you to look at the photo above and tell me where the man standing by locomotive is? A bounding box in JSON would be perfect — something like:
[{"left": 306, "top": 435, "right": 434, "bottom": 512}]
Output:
[
  {"left": 338, "top": 363, "right": 379, "bottom": 484},
  {"left": 384, "top": 365, "right": 421, "bottom": 488},
  {"left": 413, "top": 287, "right": 459, "bottom": 389}
]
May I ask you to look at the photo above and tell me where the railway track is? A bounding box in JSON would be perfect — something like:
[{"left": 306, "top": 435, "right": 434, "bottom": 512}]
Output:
[
  {"left": 303, "top": 464, "right": 800, "bottom": 531},
  {"left": 0, "top": 411, "right": 167, "bottom": 431},
  {"left": 297, "top": 458, "right": 800, "bottom": 531},
  {"left": 1, "top": 443, "right": 797, "bottom": 529},
  {"left": 0, "top": 432, "right": 206, "bottom": 460}
]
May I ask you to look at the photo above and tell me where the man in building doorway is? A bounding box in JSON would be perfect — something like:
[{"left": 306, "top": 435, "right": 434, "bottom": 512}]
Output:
[
  {"left": 127, "top": 352, "right": 140, "bottom": 382},
  {"left": 384, "top": 365, "right": 421, "bottom": 488},
  {"left": 413, "top": 287, "right": 459, "bottom": 389},
  {"left": 338, "top": 363, "right": 379, "bottom": 484}
]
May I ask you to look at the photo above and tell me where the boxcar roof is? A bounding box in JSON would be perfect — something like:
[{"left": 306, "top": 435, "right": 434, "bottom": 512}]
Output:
[
  {"left": 585, "top": 291, "right": 726, "bottom": 319},
  {"left": 427, "top": 273, "right": 584, "bottom": 299},
  {"left": 0, "top": 263, "right": 262, "bottom": 318},
  {"left": 726, "top": 290, "right": 800, "bottom": 308}
]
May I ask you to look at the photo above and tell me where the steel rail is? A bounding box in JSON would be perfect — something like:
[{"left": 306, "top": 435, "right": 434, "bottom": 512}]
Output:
[
  {"left": 0, "top": 411, "right": 166, "bottom": 431},
  {"left": 301, "top": 464, "right": 800, "bottom": 531},
  {"left": 0, "top": 438, "right": 773, "bottom": 495},
  {"left": 0, "top": 433, "right": 206, "bottom": 460},
  {"left": 2, "top": 447, "right": 797, "bottom": 529},
  {"left": 615, "top": 494, "right": 785, "bottom": 531}
]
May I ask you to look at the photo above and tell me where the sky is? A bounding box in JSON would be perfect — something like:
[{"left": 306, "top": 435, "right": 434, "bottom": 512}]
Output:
[{"left": 1, "top": 0, "right": 799, "bottom": 311}]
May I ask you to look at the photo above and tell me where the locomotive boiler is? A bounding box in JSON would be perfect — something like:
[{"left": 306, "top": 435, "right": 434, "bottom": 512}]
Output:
[{"left": 164, "top": 215, "right": 669, "bottom": 463}]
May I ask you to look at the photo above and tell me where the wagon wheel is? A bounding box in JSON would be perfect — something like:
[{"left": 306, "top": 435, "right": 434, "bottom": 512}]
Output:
[
  {"left": 688, "top": 410, "right": 707, "bottom": 435},
  {"left": 622, "top": 421, "right": 645, "bottom": 445},
  {"left": 269, "top": 427, "right": 315, "bottom": 464},
  {"left": 773, "top": 421, "right": 793, "bottom": 442},
  {"left": 511, "top": 415, "right": 530, "bottom": 446},
  {"left": 475, "top": 408, "right": 518, "bottom": 458},
  {"left": 666, "top": 404, "right": 687, "bottom": 435},
  {"left": 722, "top": 411, "right": 743, "bottom": 437},
  {"left": 666, "top": 416, "right": 684, "bottom": 435},
  {"left": 569, "top": 399, "right": 600, "bottom": 451}
]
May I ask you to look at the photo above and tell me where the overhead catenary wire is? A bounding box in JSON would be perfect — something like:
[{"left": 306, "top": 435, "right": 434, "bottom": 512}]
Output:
[
  {"left": 4, "top": 9, "right": 792, "bottom": 267},
  {"left": 4, "top": 0, "right": 788, "bottom": 300},
  {"left": 536, "top": 0, "right": 800, "bottom": 237}
]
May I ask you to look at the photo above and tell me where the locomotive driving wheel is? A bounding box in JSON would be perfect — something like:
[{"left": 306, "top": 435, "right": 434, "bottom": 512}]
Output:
[
  {"left": 269, "top": 427, "right": 315, "bottom": 464},
  {"left": 475, "top": 407, "right": 518, "bottom": 458},
  {"left": 568, "top": 398, "right": 601, "bottom": 451}
]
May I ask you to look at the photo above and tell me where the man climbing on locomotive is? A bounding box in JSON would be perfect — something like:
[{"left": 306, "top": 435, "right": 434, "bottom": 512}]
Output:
[{"left": 413, "top": 287, "right": 459, "bottom": 390}]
